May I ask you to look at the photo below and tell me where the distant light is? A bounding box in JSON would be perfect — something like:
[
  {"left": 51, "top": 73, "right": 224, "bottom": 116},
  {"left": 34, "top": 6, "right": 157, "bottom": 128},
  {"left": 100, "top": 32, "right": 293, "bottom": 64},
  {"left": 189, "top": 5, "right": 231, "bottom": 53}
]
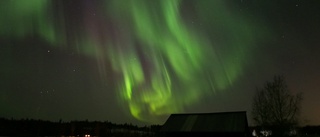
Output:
[
  {"left": 252, "top": 129, "right": 257, "bottom": 136},
  {"left": 260, "top": 130, "right": 272, "bottom": 137},
  {"left": 85, "top": 135, "right": 90, "bottom": 137}
]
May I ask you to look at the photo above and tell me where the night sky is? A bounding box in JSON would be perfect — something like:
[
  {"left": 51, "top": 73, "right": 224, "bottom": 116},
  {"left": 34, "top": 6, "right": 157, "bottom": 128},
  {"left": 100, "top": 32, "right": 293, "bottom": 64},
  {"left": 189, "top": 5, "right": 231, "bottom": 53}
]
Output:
[{"left": 1, "top": 0, "right": 320, "bottom": 126}]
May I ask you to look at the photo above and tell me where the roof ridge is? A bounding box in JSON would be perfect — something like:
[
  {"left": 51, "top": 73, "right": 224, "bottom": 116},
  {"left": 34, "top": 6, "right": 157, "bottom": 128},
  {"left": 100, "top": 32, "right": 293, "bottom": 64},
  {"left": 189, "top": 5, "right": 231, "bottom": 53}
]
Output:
[{"left": 170, "top": 111, "right": 246, "bottom": 115}]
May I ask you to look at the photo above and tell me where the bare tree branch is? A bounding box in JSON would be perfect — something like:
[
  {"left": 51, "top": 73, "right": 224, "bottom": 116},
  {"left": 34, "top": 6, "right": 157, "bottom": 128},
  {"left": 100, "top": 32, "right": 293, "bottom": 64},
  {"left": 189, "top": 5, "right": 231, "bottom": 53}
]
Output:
[{"left": 251, "top": 75, "right": 303, "bottom": 136}]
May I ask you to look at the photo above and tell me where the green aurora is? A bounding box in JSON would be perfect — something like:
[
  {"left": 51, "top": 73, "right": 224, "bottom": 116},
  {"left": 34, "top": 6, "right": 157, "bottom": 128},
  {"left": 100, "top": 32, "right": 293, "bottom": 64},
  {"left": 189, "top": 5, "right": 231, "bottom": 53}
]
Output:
[{"left": 1, "top": 0, "right": 261, "bottom": 123}]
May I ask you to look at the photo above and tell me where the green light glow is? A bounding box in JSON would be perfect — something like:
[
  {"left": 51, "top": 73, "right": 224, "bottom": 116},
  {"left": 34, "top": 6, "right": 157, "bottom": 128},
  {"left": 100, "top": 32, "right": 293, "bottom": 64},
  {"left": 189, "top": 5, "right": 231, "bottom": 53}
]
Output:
[
  {"left": 0, "top": 0, "right": 57, "bottom": 43},
  {"left": 1, "top": 0, "right": 260, "bottom": 123},
  {"left": 106, "top": 0, "right": 258, "bottom": 122}
]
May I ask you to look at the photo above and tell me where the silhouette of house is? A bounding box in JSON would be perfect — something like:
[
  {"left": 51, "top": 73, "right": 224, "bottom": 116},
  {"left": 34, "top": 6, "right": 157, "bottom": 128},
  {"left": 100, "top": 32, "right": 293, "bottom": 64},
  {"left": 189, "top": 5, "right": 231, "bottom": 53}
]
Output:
[{"left": 161, "top": 111, "right": 250, "bottom": 137}]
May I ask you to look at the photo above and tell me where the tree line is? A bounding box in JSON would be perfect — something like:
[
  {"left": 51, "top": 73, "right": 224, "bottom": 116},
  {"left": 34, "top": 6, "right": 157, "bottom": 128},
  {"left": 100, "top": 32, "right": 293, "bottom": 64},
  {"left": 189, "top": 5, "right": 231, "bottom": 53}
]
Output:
[{"left": 0, "top": 117, "right": 162, "bottom": 136}]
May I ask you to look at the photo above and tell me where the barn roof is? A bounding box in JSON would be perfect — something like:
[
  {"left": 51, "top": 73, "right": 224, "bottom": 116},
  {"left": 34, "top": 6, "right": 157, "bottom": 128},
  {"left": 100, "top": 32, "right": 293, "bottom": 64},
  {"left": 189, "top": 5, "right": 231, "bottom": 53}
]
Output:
[{"left": 161, "top": 111, "right": 248, "bottom": 132}]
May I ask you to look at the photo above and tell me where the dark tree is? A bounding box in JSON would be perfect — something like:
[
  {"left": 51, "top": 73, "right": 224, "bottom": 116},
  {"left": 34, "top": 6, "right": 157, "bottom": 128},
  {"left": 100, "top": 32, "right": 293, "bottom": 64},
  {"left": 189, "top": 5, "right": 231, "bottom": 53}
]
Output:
[{"left": 252, "top": 75, "right": 302, "bottom": 136}]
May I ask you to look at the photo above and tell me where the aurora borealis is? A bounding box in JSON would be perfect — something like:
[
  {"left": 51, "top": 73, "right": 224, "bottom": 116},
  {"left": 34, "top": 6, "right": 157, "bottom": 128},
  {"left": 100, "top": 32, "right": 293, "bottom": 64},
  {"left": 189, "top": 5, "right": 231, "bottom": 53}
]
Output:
[
  {"left": 106, "top": 0, "right": 259, "bottom": 121},
  {"left": 1, "top": 0, "right": 320, "bottom": 125}
]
